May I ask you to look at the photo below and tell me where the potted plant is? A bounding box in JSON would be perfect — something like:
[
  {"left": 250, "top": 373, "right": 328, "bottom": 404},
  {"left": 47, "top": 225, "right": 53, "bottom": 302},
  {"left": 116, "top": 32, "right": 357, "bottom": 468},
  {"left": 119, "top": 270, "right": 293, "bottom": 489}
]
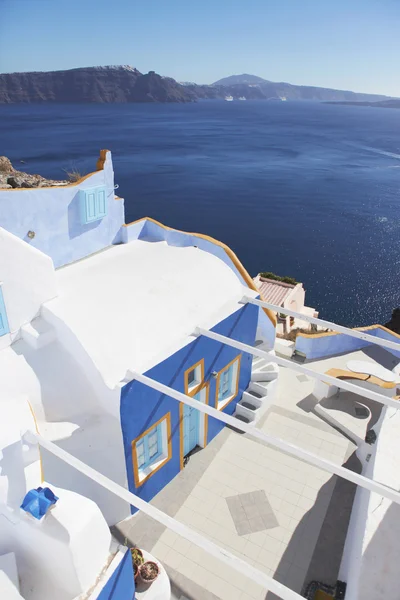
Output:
[
  {"left": 139, "top": 561, "right": 159, "bottom": 584},
  {"left": 130, "top": 547, "right": 144, "bottom": 581}
]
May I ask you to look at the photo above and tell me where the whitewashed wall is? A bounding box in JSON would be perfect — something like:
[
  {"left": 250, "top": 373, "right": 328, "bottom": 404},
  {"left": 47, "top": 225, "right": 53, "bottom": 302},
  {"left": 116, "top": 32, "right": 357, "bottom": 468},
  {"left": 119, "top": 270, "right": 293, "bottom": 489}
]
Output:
[
  {"left": 0, "top": 151, "right": 124, "bottom": 268},
  {"left": 0, "top": 228, "right": 57, "bottom": 350}
]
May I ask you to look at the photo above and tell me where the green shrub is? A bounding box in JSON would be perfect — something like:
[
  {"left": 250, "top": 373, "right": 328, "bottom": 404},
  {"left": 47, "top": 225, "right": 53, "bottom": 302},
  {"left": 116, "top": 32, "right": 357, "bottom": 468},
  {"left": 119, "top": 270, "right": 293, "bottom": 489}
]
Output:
[{"left": 259, "top": 271, "right": 298, "bottom": 285}]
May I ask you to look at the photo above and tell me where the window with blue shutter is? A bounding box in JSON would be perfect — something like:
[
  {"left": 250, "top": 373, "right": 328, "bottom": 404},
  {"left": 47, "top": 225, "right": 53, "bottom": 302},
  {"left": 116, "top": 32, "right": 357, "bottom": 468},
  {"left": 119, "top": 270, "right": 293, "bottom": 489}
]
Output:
[
  {"left": 0, "top": 286, "right": 10, "bottom": 337},
  {"left": 135, "top": 423, "right": 163, "bottom": 471},
  {"left": 218, "top": 365, "right": 234, "bottom": 401},
  {"left": 80, "top": 186, "right": 108, "bottom": 224},
  {"left": 216, "top": 355, "right": 241, "bottom": 409}
]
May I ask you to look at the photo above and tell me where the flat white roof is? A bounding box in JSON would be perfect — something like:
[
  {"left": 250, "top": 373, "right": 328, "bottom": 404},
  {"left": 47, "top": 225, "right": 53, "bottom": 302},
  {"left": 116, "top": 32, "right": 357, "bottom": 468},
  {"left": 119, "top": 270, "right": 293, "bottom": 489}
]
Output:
[{"left": 46, "top": 240, "right": 255, "bottom": 387}]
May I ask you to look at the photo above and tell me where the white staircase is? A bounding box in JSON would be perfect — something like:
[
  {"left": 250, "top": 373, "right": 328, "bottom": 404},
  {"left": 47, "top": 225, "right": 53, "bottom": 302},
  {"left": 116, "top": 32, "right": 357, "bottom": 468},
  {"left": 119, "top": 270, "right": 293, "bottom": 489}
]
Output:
[
  {"left": 234, "top": 339, "right": 278, "bottom": 424},
  {"left": 21, "top": 316, "right": 56, "bottom": 350}
]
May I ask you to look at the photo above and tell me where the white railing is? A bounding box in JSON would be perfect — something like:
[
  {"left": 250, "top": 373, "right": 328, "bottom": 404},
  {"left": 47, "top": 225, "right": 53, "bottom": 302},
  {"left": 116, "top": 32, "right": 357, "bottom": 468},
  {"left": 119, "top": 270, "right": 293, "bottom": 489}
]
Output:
[
  {"left": 25, "top": 431, "right": 302, "bottom": 600},
  {"left": 131, "top": 370, "right": 400, "bottom": 506},
  {"left": 195, "top": 327, "right": 400, "bottom": 411},
  {"left": 243, "top": 296, "right": 400, "bottom": 353}
]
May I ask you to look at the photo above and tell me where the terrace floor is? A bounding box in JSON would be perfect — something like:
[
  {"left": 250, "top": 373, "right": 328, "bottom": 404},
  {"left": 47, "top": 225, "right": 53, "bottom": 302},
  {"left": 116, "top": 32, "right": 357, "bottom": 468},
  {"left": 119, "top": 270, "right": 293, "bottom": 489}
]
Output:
[{"left": 114, "top": 363, "right": 362, "bottom": 600}]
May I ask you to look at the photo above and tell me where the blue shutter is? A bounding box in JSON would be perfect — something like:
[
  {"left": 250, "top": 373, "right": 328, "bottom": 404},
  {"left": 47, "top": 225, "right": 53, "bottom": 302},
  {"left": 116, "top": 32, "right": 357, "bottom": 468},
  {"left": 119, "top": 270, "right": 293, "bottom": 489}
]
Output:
[
  {"left": 137, "top": 423, "right": 163, "bottom": 470},
  {"left": 80, "top": 186, "right": 107, "bottom": 224},
  {"left": 219, "top": 364, "right": 234, "bottom": 402},
  {"left": 96, "top": 188, "right": 107, "bottom": 218},
  {"left": 0, "top": 287, "right": 10, "bottom": 337}
]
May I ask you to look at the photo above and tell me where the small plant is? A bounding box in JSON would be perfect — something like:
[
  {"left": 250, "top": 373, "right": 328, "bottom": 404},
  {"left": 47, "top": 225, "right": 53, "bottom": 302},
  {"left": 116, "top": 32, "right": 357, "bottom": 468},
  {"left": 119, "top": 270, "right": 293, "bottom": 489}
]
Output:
[
  {"left": 139, "top": 561, "right": 159, "bottom": 584},
  {"left": 259, "top": 271, "right": 298, "bottom": 285},
  {"left": 63, "top": 167, "right": 83, "bottom": 182},
  {"left": 130, "top": 547, "right": 144, "bottom": 567}
]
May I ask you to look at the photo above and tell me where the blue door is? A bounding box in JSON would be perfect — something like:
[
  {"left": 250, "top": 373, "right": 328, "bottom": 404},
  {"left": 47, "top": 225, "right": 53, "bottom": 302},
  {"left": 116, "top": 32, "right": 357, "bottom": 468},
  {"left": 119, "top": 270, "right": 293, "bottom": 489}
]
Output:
[
  {"left": 183, "top": 392, "right": 201, "bottom": 456},
  {"left": 0, "top": 287, "right": 9, "bottom": 337}
]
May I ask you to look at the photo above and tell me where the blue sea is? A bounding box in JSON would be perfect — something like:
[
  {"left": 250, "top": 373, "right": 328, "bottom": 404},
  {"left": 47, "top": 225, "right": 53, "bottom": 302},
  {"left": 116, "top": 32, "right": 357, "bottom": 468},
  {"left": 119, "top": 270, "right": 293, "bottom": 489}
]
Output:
[{"left": 1, "top": 100, "right": 399, "bottom": 327}]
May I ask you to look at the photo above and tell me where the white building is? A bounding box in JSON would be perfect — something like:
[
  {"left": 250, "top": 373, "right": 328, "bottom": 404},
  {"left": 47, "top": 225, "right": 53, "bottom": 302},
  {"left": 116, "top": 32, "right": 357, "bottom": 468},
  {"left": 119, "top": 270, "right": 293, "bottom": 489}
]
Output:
[{"left": 1, "top": 150, "right": 400, "bottom": 600}]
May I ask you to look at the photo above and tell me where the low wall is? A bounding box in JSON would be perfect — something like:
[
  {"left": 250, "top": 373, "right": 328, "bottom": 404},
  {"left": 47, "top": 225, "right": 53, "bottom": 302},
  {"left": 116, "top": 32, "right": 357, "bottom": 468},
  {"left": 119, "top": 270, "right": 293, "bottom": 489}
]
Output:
[
  {"left": 0, "top": 228, "right": 57, "bottom": 349},
  {"left": 295, "top": 325, "right": 400, "bottom": 361},
  {"left": 0, "top": 151, "right": 125, "bottom": 268},
  {"left": 339, "top": 407, "right": 400, "bottom": 599},
  {"left": 92, "top": 549, "right": 135, "bottom": 600}
]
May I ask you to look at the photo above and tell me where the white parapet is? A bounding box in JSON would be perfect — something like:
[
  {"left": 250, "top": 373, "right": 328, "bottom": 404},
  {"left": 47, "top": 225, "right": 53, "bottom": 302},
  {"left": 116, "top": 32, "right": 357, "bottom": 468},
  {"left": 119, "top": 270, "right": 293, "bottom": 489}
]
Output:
[{"left": 275, "top": 338, "right": 295, "bottom": 358}]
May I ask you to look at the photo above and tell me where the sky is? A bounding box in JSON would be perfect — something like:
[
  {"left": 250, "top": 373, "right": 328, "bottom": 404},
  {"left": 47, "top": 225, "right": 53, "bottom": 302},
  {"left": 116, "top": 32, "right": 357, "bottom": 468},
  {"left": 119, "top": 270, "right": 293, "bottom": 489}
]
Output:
[{"left": 0, "top": 0, "right": 399, "bottom": 96}]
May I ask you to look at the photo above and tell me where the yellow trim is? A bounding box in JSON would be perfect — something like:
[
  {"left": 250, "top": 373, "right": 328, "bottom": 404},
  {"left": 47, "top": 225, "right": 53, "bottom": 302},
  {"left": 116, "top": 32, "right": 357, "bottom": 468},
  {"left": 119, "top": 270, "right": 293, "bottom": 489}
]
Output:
[
  {"left": 298, "top": 323, "right": 400, "bottom": 341},
  {"left": 203, "top": 383, "right": 209, "bottom": 448},
  {"left": 122, "top": 217, "right": 276, "bottom": 326},
  {"left": 179, "top": 381, "right": 209, "bottom": 470},
  {"left": 0, "top": 149, "right": 111, "bottom": 192},
  {"left": 179, "top": 402, "right": 184, "bottom": 471},
  {"left": 27, "top": 401, "right": 44, "bottom": 483},
  {"left": 184, "top": 358, "right": 205, "bottom": 397},
  {"left": 215, "top": 354, "right": 242, "bottom": 411},
  {"left": 131, "top": 413, "right": 172, "bottom": 488},
  {"left": 325, "top": 368, "right": 397, "bottom": 390}
]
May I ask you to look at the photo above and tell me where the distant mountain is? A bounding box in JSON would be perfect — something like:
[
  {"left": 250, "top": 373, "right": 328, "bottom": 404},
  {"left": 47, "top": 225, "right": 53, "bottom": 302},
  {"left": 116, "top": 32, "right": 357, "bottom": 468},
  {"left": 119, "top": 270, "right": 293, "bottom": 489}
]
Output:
[
  {"left": 211, "top": 73, "right": 393, "bottom": 103},
  {"left": 0, "top": 66, "right": 394, "bottom": 104},
  {"left": 0, "top": 66, "right": 194, "bottom": 104},
  {"left": 213, "top": 74, "right": 269, "bottom": 86}
]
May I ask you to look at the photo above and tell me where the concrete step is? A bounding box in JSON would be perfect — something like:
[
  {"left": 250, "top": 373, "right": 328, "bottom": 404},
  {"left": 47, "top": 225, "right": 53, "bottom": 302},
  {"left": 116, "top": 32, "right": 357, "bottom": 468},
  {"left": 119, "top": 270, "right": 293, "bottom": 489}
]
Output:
[
  {"left": 252, "top": 362, "right": 279, "bottom": 382},
  {"left": 241, "top": 390, "right": 263, "bottom": 408},
  {"left": 21, "top": 317, "right": 56, "bottom": 350},
  {"left": 235, "top": 402, "right": 257, "bottom": 422},
  {"left": 249, "top": 381, "right": 271, "bottom": 397}
]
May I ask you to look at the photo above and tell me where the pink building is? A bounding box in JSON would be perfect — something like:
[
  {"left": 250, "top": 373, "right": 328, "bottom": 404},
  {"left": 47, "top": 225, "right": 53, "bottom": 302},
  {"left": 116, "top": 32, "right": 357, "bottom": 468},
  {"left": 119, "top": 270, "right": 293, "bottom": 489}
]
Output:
[{"left": 254, "top": 274, "right": 319, "bottom": 335}]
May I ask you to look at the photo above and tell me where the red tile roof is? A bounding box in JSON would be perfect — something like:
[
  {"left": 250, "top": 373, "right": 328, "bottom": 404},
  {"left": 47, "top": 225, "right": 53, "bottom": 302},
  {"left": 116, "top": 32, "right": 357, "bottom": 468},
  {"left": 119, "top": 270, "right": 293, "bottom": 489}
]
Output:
[{"left": 255, "top": 278, "right": 295, "bottom": 307}]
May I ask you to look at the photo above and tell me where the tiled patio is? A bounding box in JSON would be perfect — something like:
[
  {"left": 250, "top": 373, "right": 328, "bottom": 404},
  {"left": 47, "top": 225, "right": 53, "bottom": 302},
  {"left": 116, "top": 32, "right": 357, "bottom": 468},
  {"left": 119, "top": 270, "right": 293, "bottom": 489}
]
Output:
[{"left": 115, "top": 364, "right": 360, "bottom": 600}]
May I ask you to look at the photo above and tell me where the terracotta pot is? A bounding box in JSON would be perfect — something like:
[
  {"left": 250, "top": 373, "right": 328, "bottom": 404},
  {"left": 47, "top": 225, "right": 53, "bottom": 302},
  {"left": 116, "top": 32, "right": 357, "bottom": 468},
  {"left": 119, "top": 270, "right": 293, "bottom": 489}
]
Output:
[
  {"left": 133, "top": 563, "right": 139, "bottom": 582},
  {"left": 139, "top": 561, "right": 159, "bottom": 584}
]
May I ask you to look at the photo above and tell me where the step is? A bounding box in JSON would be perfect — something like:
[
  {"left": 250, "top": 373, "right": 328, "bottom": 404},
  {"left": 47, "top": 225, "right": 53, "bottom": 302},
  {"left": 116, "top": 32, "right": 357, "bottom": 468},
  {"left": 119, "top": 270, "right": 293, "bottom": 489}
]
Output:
[
  {"left": 246, "top": 389, "right": 263, "bottom": 399},
  {"left": 240, "top": 400, "right": 259, "bottom": 411},
  {"left": 248, "top": 381, "right": 270, "bottom": 397},
  {"left": 241, "top": 390, "right": 263, "bottom": 408},
  {"left": 252, "top": 356, "right": 265, "bottom": 367},
  {"left": 235, "top": 403, "right": 257, "bottom": 422},
  {"left": 21, "top": 317, "right": 56, "bottom": 350},
  {"left": 252, "top": 362, "right": 279, "bottom": 382}
]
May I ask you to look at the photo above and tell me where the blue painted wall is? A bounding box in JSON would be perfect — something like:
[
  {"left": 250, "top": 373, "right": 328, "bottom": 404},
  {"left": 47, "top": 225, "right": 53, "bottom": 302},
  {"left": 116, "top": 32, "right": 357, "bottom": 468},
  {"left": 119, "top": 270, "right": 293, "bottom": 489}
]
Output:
[
  {"left": 97, "top": 549, "right": 135, "bottom": 600},
  {"left": 122, "top": 218, "right": 276, "bottom": 348},
  {"left": 295, "top": 327, "right": 400, "bottom": 360},
  {"left": 0, "top": 152, "right": 124, "bottom": 268},
  {"left": 120, "top": 303, "right": 258, "bottom": 510}
]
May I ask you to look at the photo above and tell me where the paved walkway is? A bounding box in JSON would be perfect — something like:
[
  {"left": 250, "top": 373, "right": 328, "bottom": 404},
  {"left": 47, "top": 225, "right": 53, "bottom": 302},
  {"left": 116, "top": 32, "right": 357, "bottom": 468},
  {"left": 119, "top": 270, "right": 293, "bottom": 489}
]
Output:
[{"left": 115, "top": 365, "right": 359, "bottom": 600}]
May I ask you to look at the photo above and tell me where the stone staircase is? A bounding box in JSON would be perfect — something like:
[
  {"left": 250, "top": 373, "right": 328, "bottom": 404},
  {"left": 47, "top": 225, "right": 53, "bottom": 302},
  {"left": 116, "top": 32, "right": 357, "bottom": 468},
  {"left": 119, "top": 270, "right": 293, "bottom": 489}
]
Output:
[{"left": 234, "top": 340, "right": 279, "bottom": 425}]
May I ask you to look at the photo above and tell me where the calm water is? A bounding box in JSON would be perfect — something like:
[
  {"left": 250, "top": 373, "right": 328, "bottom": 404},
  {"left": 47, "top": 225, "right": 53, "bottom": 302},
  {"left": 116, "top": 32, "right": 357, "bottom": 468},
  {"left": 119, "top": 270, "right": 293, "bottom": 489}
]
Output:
[{"left": 1, "top": 101, "right": 399, "bottom": 326}]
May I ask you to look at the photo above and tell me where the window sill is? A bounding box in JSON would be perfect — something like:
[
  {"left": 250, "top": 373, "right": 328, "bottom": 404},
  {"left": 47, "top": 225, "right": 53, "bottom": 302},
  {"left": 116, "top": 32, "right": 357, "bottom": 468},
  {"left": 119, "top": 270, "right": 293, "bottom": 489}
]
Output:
[
  {"left": 188, "top": 382, "right": 202, "bottom": 395},
  {"left": 137, "top": 452, "right": 170, "bottom": 485},
  {"left": 217, "top": 394, "right": 235, "bottom": 411}
]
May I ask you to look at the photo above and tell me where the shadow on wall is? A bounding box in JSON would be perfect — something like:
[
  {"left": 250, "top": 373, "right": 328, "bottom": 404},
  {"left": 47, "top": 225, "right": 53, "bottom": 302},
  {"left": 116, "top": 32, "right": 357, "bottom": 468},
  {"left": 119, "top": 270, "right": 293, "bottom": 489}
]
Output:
[
  {"left": 357, "top": 500, "right": 400, "bottom": 598},
  {"left": 265, "top": 451, "right": 361, "bottom": 599},
  {"left": 68, "top": 191, "right": 103, "bottom": 240},
  {"left": 1, "top": 440, "right": 27, "bottom": 509}
]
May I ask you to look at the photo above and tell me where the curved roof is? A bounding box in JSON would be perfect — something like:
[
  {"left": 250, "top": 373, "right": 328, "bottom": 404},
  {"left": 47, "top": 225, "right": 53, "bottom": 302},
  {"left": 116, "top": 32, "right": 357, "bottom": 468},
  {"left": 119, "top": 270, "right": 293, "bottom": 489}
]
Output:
[{"left": 46, "top": 240, "right": 256, "bottom": 387}]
